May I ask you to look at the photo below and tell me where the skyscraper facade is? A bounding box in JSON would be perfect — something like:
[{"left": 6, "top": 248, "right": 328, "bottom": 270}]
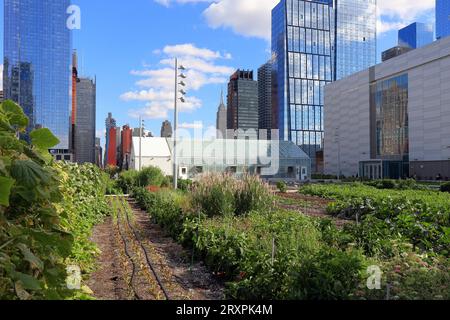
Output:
[
  {"left": 272, "top": 0, "right": 376, "bottom": 166},
  {"left": 258, "top": 61, "right": 273, "bottom": 137},
  {"left": 75, "top": 78, "right": 96, "bottom": 164},
  {"left": 3, "top": 0, "right": 72, "bottom": 150},
  {"left": 0, "top": 91, "right": 4, "bottom": 103},
  {"left": 436, "top": 0, "right": 450, "bottom": 40},
  {"left": 399, "top": 22, "right": 434, "bottom": 49},
  {"left": 95, "top": 138, "right": 103, "bottom": 168},
  {"left": 227, "top": 70, "right": 259, "bottom": 138},
  {"left": 104, "top": 113, "right": 117, "bottom": 167},
  {"left": 216, "top": 90, "right": 227, "bottom": 139},
  {"left": 335, "top": 0, "right": 377, "bottom": 80},
  {"left": 106, "top": 127, "right": 117, "bottom": 167}
]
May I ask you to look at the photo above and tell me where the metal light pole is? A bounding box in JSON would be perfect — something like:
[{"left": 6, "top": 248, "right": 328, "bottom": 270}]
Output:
[
  {"left": 335, "top": 127, "right": 341, "bottom": 181},
  {"left": 173, "top": 58, "right": 187, "bottom": 189},
  {"left": 139, "top": 117, "right": 145, "bottom": 171}
]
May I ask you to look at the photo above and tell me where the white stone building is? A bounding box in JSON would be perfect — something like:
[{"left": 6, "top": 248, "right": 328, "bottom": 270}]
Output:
[{"left": 324, "top": 36, "right": 450, "bottom": 180}]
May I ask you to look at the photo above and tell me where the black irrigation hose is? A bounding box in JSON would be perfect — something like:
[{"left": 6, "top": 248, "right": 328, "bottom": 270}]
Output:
[
  {"left": 119, "top": 197, "right": 171, "bottom": 301},
  {"left": 115, "top": 198, "right": 142, "bottom": 301}
]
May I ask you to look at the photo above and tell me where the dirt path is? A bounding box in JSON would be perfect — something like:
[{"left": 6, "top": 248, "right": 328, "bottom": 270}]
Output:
[
  {"left": 276, "top": 192, "right": 351, "bottom": 228},
  {"left": 87, "top": 197, "right": 224, "bottom": 300}
]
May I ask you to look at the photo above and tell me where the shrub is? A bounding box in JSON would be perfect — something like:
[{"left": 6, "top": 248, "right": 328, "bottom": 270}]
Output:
[
  {"left": 117, "top": 170, "right": 139, "bottom": 193},
  {"left": 136, "top": 166, "right": 165, "bottom": 188},
  {"left": 161, "top": 176, "right": 172, "bottom": 188},
  {"left": 178, "top": 179, "right": 193, "bottom": 192},
  {"left": 441, "top": 182, "right": 450, "bottom": 193},
  {"left": 290, "top": 248, "right": 367, "bottom": 300},
  {"left": 276, "top": 181, "right": 288, "bottom": 193}
]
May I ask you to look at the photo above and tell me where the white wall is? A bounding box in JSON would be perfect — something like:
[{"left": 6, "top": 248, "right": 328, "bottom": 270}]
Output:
[
  {"left": 324, "top": 36, "right": 450, "bottom": 176},
  {"left": 324, "top": 70, "right": 371, "bottom": 177}
]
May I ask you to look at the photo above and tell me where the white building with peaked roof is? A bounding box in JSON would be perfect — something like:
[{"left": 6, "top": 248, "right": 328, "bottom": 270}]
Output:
[{"left": 130, "top": 137, "right": 311, "bottom": 181}]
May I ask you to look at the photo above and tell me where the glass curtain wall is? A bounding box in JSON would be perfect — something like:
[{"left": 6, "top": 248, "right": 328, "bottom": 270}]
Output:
[{"left": 4, "top": 0, "right": 72, "bottom": 150}]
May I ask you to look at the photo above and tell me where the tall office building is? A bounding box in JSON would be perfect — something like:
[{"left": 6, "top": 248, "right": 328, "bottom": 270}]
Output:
[
  {"left": 258, "top": 61, "right": 273, "bottom": 138},
  {"left": 70, "top": 51, "right": 79, "bottom": 152},
  {"left": 436, "top": 0, "right": 450, "bottom": 40},
  {"left": 216, "top": 90, "right": 227, "bottom": 139},
  {"left": 4, "top": 0, "right": 72, "bottom": 152},
  {"left": 399, "top": 22, "right": 434, "bottom": 49},
  {"left": 335, "top": 0, "right": 377, "bottom": 80},
  {"left": 272, "top": 0, "right": 376, "bottom": 167},
  {"left": 104, "top": 113, "right": 117, "bottom": 166},
  {"left": 95, "top": 138, "right": 103, "bottom": 168},
  {"left": 161, "top": 120, "right": 173, "bottom": 138},
  {"left": 227, "top": 70, "right": 259, "bottom": 138},
  {"left": 74, "top": 78, "right": 96, "bottom": 164},
  {"left": 121, "top": 125, "right": 133, "bottom": 170},
  {"left": 106, "top": 127, "right": 118, "bottom": 167},
  {"left": 0, "top": 91, "right": 4, "bottom": 103}
]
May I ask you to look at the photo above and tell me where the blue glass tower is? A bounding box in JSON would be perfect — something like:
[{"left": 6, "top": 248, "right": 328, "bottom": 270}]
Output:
[
  {"left": 335, "top": 0, "right": 377, "bottom": 80},
  {"left": 272, "top": 0, "right": 376, "bottom": 166},
  {"left": 399, "top": 22, "right": 434, "bottom": 49},
  {"left": 3, "top": 0, "right": 72, "bottom": 150},
  {"left": 436, "top": 0, "right": 450, "bottom": 40}
]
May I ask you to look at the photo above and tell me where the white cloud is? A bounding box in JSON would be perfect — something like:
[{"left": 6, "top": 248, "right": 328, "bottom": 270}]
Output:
[
  {"left": 154, "top": 0, "right": 212, "bottom": 7},
  {"left": 378, "top": 0, "right": 435, "bottom": 33},
  {"left": 155, "top": 0, "right": 436, "bottom": 39},
  {"left": 122, "top": 44, "right": 233, "bottom": 119},
  {"left": 203, "top": 0, "right": 278, "bottom": 40},
  {"left": 0, "top": 64, "right": 3, "bottom": 90}
]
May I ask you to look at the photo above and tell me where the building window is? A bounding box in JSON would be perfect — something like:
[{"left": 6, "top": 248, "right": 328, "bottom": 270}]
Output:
[{"left": 370, "top": 74, "right": 409, "bottom": 160}]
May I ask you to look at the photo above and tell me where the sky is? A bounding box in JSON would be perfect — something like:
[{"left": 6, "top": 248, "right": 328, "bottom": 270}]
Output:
[{"left": 0, "top": 0, "right": 437, "bottom": 144}]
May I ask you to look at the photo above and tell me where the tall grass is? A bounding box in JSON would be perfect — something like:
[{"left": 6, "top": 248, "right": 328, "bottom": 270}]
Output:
[{"left": 191, "top": 173, "right": 274, "bottom": 217}]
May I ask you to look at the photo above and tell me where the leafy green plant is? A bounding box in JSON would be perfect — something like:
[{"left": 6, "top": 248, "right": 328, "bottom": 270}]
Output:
[
  {"left": 276, "top": 181, "right": 288, "bottom": 193},
  {"left": 0, "top": 100, "right": 108, "bottom": 300},
  {"left": 178, "top": 179, "right": 193, "bottom": 192},
  {"left": 132, "top": 182, "right": 449, "bottom": 300},
  {"left": 301, "top": 183, "right": 450, "bottom": 256},
  {"left": 136, "top": 166, "right": 165, "bottom": 188},
  {"left": 116, "top": 170, "right": 139, "bottom": 194}
]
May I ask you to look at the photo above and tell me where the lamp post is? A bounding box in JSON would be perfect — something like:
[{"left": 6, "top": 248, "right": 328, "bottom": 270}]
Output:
[
  {"left": 139, "top": 117, "right": 145, "bottom": 171},
  {"left": 173, "top": 58, "right": 187, "bottom": 190},
  {"left": 334, "top": 127, "right": 341, "bottom": 181}
]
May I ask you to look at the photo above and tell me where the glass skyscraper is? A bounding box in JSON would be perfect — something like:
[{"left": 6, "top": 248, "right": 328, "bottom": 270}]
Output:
[
  {"left": 436, "top": 0, "right": 450, "bottom": 40},
  {"left": 3, "top": 0, "right": 72, "bottom": 150},
  {"left": 272, "top": 0, "right": 376, "bottom": 166},
  {"left": 399, "top": 22, "right": 434, "bottom": 49},
  {"left": 335, "top": 0, "right": 377, "bottom": 80}
]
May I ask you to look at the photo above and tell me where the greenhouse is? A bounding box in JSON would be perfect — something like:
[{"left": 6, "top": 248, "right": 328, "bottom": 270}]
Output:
[{"left": 131, "top": 138, "right": 311, "bottom": 181}]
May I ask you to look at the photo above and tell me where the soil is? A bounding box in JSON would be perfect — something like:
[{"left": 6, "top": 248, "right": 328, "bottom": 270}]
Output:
[
  {"left": 87, "top": 198, "right": 224, "bottom": 300},
  {"left": 276, "top": 192, "right": 351, "bottom": 228}
]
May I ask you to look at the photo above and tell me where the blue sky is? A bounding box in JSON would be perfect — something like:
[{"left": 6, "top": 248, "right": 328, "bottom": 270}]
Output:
[{"left": 0, "top": 0, "right": 437, "bottom": 143}]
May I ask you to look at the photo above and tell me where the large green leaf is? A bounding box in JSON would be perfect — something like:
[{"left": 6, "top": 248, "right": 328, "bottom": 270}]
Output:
[
  {"left": 30, "top": 128, "right": 60, "bottom": 150},
  {"left": 10, "top": 159, "right": 51, "bottom": 188},
  {"left": 16, "top": 243, "right": 44, "bottom": 271},
  {"left": 0, "top": 176, "right": 15, "bottom": 206},
  {"left": 0, "top": 100, "right": 29, "bottom": 128},
  {"left": 13, "top": 272, "right": 43, "bottom": 291}
]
